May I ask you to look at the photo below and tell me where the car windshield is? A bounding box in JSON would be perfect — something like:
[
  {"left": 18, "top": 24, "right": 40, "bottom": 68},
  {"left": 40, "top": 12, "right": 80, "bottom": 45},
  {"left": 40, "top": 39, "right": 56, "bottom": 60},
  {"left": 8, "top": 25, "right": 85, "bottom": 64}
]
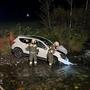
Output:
[
  {"left": 30, "top": 36, "right": 53, "bottom": 46},
  {"left": 40, "top": 38, "right": 52, "bottom": 46}
]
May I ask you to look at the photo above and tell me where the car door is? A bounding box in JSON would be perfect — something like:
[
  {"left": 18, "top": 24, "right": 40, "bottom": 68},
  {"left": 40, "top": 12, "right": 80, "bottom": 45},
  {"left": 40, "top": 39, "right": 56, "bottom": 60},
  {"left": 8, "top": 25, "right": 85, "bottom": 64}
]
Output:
[
  {"left": 37, "top": 41, "right": 48, "bottom": 59},
  {"left": 19, "top": 38, "right": 32, "bottom": 54}
]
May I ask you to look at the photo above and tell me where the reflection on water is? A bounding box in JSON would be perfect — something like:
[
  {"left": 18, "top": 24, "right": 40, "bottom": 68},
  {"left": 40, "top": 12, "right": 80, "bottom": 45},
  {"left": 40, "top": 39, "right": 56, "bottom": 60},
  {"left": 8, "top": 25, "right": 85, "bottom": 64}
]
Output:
[
  {"left": 0, "top": 60, "right": 90, "bottom": 90},
  {"left": 54, "top": 65, "right": 76, "bottom": 77}
]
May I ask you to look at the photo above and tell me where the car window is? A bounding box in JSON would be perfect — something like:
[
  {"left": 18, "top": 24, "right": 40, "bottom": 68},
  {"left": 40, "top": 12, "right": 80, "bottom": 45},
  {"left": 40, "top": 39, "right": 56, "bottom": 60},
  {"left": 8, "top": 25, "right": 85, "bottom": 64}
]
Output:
[
  {"left": 37, "top": 41, "right": 46, "bottom": 49},
  {"left": 19, "top": 38, "right": 32, "bottom": 43},
  {"left": 30, "top": 36, "right": 52, "bottom": 46}
]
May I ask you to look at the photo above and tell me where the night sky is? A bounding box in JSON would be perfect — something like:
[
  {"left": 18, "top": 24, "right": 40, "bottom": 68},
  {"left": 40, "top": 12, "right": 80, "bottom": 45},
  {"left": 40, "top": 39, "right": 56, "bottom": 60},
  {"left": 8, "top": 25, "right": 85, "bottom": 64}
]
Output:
[{"left": 0, "top": 0, "right": 86, "bottom": 21}]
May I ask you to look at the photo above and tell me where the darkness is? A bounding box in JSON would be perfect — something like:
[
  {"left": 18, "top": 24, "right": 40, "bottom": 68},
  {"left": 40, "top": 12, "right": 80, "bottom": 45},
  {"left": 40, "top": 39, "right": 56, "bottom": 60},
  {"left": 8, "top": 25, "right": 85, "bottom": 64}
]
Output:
[{"left": 0, "top": 0, "right": 86, "bottom": 22}]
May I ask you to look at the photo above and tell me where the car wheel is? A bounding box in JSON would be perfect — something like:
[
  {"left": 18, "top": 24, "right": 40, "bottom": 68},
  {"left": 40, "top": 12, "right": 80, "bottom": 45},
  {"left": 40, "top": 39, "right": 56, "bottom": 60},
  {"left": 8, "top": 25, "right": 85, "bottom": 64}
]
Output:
[{"left": 12, "top": 47, "right": 23, "bottom": 58}]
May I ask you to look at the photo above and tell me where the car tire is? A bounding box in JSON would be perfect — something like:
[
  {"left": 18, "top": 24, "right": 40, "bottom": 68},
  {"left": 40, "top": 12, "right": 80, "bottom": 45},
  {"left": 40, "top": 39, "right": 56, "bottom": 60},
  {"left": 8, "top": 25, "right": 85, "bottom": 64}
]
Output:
[{"left": 12, "top": 47, "right": 23, "bottom": 58}]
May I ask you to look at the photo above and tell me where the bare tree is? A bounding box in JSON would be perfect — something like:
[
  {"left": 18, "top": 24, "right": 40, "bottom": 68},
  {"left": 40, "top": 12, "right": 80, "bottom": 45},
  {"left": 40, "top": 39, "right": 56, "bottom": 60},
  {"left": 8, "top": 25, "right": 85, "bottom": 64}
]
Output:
[
  {"left": 84, "top": 0, "right": 90, "bottom": 33},
  {"left": 67, "top": 0, "right": 73, "bottom": 29},
  {"left": 85, "top": 0, "right": 88, "bottom": 11},
  {"left": 39, "top": 0, "right": 54, "bottom": 30}
]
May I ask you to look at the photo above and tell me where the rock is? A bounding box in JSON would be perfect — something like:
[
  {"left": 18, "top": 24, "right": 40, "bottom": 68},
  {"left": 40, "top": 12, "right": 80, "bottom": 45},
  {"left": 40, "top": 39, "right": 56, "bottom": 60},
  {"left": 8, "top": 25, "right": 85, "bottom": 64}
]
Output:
[
  {"left": 21, "top": 68, "right": 30, "bottom": 77},
  {"left": 0, "top": 73, "right": 4, "bottom": 77},
  {"left": 84, "top": 50, "right": 90, "bottom": 58},
  {"left": 0, "top": 79, "right": 3, "bottom": 84}
]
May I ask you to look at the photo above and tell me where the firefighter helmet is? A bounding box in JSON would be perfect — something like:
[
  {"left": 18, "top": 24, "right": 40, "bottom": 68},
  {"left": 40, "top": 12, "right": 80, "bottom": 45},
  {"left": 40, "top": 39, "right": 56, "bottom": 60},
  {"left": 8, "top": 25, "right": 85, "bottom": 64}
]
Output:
[{"left": 53, "top": 41, "right": 59, "bottom": 47}]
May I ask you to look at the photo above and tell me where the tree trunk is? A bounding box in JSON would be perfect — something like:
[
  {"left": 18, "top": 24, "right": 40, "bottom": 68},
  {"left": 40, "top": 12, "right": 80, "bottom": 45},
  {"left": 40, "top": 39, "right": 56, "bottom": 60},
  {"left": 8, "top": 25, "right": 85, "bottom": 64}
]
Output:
[
  {"left": 85, "top": 0, "right": 88, "bottom": 11},
  {"left": 69, "top": 0, "right": 73, "bottom": 29}
]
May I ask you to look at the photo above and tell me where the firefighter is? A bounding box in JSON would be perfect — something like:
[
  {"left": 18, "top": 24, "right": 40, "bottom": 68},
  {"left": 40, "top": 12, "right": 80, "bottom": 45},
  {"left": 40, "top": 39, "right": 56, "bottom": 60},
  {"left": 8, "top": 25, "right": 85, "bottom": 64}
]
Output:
[
  {"left": 47, "top": 45, "right": 55, "bottom": 66},
  {"left": 28, "top": 39, "right": 38, "bottom": 66}
]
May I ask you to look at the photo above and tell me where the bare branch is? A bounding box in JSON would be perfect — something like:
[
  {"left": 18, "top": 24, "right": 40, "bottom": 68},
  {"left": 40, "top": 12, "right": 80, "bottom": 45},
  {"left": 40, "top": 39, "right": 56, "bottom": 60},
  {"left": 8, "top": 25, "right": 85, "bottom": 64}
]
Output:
[{"left": 39, "top": 0, "right": 52, "bottom": 30}]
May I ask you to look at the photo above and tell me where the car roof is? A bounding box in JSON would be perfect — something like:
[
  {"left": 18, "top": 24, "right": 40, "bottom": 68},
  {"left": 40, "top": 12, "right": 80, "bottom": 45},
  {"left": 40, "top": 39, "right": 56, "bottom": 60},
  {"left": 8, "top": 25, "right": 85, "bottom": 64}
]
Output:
[{"left": 17, "top": 35, "right": 53, "bottom": 44}]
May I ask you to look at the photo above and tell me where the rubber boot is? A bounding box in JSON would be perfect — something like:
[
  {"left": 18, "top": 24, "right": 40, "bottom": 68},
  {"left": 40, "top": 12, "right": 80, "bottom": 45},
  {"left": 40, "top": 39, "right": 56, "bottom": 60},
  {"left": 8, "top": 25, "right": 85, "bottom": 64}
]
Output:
[
  {"left": 34, "top": 61, "right": 37, "bottom": 66},
  {"left": 49, "top": 63, "right": 52, "bottom": 66},
  {"left": 29, "top": 61, "right": 32, "bottom": 66}
]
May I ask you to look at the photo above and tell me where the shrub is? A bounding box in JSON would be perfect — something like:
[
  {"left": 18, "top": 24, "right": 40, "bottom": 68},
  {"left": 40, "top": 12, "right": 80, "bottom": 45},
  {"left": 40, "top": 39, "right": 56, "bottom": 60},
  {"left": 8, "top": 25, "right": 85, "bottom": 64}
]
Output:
[
  {"left": 0, "top": 37, "right": 11, "bottom": 56},
  {"left": 0, "top": 22, "right": 88, "bottom": 54},
  {"left": 66, "top": 28, "right": 88, "bottom": 52},
  {"left": 39, "top": 27, "right": 88, "bottom": 53}
]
